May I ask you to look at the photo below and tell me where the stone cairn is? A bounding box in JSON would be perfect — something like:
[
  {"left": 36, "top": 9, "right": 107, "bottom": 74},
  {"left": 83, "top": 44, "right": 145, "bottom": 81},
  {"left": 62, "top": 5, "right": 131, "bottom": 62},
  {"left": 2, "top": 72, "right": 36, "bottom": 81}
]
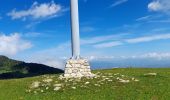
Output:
[{"left": 63, "top": 59, "right": 95, "bottom": 78}]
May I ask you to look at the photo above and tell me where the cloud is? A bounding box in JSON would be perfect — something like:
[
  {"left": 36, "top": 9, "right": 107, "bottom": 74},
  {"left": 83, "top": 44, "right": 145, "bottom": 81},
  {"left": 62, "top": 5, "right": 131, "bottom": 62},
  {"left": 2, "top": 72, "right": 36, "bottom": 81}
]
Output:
[
  {"left": 8, "top": 1, "right": 63, "bottom": 20},
  {"left": 148, "top": 0, "right": 170, "bottom": 14},
  {"left": 93, "top": 41, "right": 123, "bottom": 48},
  {"left": 0, "top": 33, "right": 32, "bottom": 55},
  {"left": 126, "top": 33, "right": 170, "bottom": 43},
  {"left": 110, "top": 0, "right": 128, "bottom": 8},
  {"left": 27, "top": 54, "right": 65, "bottom": 69},
  {"left": 136, "top": 15, "right": 152, "bottom": 21},
  {"left": 136, "top": 52, "right": 170, "bottom": 59},
  {"left": 91, "top": 33, "right": 170, "bottom": 48},
  {"left": 21, "top": 32, "right": 170, "bottom": 68},
  {"left": 81, "top": 33, "right": 128, "bottom": 45},
  {"left": 148, "top": 1, "right": 162, "bottom": 11},
  {"left": 88, "top": 52, "right": 170, "bottom": 61},
  {"left": 25, "top": 42, "right": 70, "bottom": 69},
  {"left": 25, "top": 21, "right": 41, "bottom": 28},
  {"left": 80, "top": 26, "right": 95, "bottom": 33}
]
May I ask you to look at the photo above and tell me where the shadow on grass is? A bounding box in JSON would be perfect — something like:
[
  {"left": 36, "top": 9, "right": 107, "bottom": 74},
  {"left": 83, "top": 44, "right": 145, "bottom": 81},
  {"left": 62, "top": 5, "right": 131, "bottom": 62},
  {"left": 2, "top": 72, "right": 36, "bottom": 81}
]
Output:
[{"left": 0, "top": 62, "right": 64, "bottom": 79}]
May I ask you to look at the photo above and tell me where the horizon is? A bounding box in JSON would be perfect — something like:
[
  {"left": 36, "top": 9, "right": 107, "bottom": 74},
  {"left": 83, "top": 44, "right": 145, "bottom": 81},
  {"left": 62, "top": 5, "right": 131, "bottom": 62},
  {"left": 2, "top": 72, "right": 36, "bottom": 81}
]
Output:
[{"left": 0, "top": 0, "right": 170, "bottom": 69}]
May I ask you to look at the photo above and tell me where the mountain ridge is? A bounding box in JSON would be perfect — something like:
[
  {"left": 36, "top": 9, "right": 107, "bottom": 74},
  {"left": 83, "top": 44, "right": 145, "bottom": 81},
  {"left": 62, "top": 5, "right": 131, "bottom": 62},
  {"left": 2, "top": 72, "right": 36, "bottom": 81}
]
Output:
[{"left": 0, "top": 55, "right": 63, "bottom": 79}]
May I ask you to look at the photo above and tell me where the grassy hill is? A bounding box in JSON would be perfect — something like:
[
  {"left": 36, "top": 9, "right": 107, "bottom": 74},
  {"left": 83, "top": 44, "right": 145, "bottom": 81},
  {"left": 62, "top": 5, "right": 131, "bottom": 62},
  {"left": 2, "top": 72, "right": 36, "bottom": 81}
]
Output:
[
  {"left": 0, "top": 68, "right": 169, "bottom": 100},
  {"left": 0, "top": 55, "right": 63, "bottom": 79}
]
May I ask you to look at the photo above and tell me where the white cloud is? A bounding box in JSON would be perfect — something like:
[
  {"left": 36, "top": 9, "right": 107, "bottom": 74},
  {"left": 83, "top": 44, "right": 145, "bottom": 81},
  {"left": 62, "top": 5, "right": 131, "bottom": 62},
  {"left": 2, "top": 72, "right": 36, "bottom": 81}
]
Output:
[
  {"left": 88, "top": 33, "right": 170, "bottom": 48},
  {"left": 148, "top": 0, "right": 170, "bottom": 14},
  {"left": 136, "top": 15, "right": 152, "bottom": 21},
  {"left": 20, "top": 32, "right": 170, "bottom": 68},
  {"left": 0, "top": 33, "right": 32, "bottom": 55},
  {"left": 139, "top": 52, "right": 170, "bottom": 59},
  {"left": 125, "top": 52, "right": 170, "bottom": 60},
  {"left": 81, "top": 33, "right": 128, "bottom": 45},
  {"left": 148, "top": 1, "right": 162, "bottom": 11},
  {"left": 110, "top": 0, "right": 128, "bottom": 8},
  {"left": 88, "top": 52, "right": 170, "bottom": 60},
  {"left": 126, "top": 33, "right": 170, "bottom": 43},
  {"left": 8, "top": 1, "right": 63, "bottom": 20},
  {"left": 25, "top": 43, "right": 70, "bottom": 69},
  {"left": 94, "top": 41, "right": 123, "bottom": 48},
  {"left": 27, "top": 55, "right": 65, "bottom": 69}
]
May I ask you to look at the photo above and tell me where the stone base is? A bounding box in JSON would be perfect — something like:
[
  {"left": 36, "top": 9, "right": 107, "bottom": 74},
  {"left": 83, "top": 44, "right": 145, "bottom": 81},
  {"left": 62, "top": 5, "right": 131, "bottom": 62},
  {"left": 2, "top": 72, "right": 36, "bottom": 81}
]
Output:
[{"left": 63, "top": 59, "right": 95, "bottom": 78}]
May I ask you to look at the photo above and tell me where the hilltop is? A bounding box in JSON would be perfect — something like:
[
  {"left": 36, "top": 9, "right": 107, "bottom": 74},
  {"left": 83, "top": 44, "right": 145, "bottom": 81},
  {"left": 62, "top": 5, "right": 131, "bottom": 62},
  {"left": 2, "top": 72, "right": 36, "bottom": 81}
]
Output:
[{"left": 0, "top": 68, "right": 169, "bottom": 100}]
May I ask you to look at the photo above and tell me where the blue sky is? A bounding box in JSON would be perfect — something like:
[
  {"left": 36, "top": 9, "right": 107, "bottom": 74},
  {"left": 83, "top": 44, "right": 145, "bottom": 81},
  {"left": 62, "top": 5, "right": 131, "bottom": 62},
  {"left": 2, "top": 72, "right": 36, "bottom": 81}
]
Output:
[{"left": 0, "top": 0, "right": 170, "bottom": 69}]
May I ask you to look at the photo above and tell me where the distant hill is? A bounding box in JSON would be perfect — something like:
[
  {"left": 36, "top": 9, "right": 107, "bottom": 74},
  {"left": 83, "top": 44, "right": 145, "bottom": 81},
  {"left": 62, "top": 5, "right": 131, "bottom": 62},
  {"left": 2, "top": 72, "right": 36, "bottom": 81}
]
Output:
[{"left": 0, "top": 55, "right": 63, "bottom": 79}]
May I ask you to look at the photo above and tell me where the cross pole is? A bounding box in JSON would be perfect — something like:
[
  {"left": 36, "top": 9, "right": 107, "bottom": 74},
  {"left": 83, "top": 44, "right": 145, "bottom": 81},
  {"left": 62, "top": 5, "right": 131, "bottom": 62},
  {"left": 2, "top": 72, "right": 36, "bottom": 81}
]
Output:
[{"left": 70, "top": 0, "right": 80, "bottom": 59}]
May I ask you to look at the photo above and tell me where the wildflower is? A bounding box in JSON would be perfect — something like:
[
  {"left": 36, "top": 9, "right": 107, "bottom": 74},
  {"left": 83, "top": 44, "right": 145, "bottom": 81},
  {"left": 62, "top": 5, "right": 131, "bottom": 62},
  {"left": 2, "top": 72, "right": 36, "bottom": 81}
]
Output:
[
  {"left": 72, "top": 87, "right": 76, "bottom": 89},
  {"left": 132, "top": 77, "right": 135, "bottom": 80},
  {"left": 85, "top": 82, "right": 90, "bottom": 85},
  {"left": 41, "top": 90, "right": 44, "bottom": 92},
  {"left": 26, "top": 89, "right": 31, "bottom": 93},
  {"left": 46, "top": 87, "right": 49, "bottom": 90},
  {"left": 121, "top": 75, "right": 125, "bottom": 77},
  {"left": 114, "top": 73, "right": 120, "bottom": 75},
  {"left": 34, "top": 91, "right": 37, "bottom": 94}
]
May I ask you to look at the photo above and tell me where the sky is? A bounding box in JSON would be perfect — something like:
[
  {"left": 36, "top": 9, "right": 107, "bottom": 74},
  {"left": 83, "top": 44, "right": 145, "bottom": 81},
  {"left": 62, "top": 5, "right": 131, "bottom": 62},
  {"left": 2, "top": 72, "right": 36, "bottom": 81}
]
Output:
[{"left": 0, "top": 0, "right": 170, "bottom": 69}]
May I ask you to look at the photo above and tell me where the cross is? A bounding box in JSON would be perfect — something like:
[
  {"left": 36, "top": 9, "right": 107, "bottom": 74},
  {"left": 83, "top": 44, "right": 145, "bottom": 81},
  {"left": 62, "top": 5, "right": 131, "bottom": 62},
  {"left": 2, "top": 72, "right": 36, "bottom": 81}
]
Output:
[
  {"left": 70, "top": 0, "right": 80, "bottom": 59},
  {"left": 63, "top": 0, "right": 95, "bottom": 78}
]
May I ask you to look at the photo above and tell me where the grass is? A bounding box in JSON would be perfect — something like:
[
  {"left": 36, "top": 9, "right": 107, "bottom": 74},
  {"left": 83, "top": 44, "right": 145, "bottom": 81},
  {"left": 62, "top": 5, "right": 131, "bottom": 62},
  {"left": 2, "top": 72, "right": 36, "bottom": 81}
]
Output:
[{"left": 0, "top": 68, "right": 170, "bottom": 100}]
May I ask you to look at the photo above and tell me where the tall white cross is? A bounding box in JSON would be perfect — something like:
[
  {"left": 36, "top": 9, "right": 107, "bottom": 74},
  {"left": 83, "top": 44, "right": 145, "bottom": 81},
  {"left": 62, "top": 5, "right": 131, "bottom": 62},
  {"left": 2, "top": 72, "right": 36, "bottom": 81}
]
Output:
[
  {"left": 63, "top": 0, "right": 94, "bottom": 78},
  {"left": 70, "top": 0, "right": 80, "bottom": 59}
]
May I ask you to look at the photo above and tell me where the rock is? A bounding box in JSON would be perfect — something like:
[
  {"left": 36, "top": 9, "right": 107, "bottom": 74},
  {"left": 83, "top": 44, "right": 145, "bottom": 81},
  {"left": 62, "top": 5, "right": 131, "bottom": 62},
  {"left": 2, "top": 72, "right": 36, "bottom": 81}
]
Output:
[
  {"left": 67, "top": 69, "right": 72, "bottom": 73},
  {"left": 64, "top": 74, "right": 70, "bottom": 77},
  {"left": 63, "top": 59, "right": 95, "bottom": 78},
  {"left": 54, "top": 87, "right": 61, "bottom": 91},
  {"left": 134, "top": 79, "right": 139, "bottom": 82},
  {"left": 30, "top": 81, "right": 41, "bottom": 89},
  {"left": 144, "top": 73, "right": 157, "bottom": 76},
  {"left": 43, "top": 78, "right": 53, "bottom": 83},
  {"left": 53, "top": 84, "right": 62, "bottom": 87},
  {"left": 119, "top": 79, "right": 130, "bottom": 83},
  {"left": 85, "top": 81, "right": 90, "bottom": 84},
  {"left": 66, "top": 64, "right": 72, "bottom": 68}
]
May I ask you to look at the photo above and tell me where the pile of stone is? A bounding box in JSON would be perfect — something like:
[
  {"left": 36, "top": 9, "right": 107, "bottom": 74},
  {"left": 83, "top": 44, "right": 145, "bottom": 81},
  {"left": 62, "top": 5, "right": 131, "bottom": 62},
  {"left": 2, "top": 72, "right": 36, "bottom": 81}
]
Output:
[{"left": 63, "top": 59, "right": 95, "bottom": 78}]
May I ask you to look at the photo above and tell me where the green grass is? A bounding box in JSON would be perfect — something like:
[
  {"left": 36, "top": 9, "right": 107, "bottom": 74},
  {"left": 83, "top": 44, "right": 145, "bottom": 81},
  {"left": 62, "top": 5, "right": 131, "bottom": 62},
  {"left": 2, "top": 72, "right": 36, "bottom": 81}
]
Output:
[{"left": 0, "top": 68, "right": 170, "bottom": 100}]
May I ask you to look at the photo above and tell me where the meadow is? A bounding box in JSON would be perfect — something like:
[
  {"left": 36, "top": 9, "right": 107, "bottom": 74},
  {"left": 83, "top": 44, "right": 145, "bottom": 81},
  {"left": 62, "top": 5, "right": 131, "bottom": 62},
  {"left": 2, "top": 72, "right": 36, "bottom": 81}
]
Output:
[{"left": 0, "top": 68, "right": 169, "bottom": 100}]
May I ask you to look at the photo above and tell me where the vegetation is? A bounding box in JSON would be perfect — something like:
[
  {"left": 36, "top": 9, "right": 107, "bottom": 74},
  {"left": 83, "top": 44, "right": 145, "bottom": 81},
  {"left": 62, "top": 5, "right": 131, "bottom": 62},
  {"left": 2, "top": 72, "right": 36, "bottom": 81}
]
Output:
[
  {"left": 0, "top": 55, "right": 63, "bottom": 79},
  {"left": 0, "top": 68, "right": 170, "bottom": 100}
]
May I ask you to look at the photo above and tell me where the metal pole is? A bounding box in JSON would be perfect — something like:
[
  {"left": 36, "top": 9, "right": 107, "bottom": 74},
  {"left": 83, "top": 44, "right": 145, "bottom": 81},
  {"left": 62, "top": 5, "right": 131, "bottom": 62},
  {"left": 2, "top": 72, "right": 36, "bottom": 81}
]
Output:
[{"left": 70, "top": 0, "right": 80, "bottom": 59}]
